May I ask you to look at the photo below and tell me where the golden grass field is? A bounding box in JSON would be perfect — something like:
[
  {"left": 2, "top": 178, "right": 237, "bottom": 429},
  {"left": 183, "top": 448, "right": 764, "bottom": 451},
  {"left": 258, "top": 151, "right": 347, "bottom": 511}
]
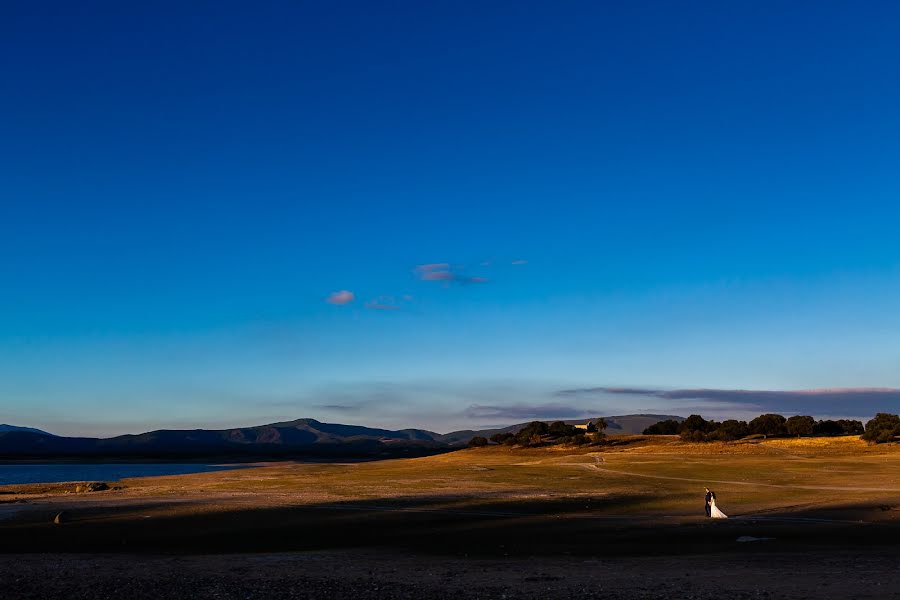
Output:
[{"left": 2, "top": 435, "right": 900, "bottom": 599}]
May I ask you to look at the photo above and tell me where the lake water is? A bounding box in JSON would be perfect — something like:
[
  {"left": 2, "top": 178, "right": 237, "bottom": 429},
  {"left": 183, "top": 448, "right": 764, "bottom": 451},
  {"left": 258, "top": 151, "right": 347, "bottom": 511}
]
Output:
[{"left": 0, "top": 463, "right": 249, "bottom": 485}]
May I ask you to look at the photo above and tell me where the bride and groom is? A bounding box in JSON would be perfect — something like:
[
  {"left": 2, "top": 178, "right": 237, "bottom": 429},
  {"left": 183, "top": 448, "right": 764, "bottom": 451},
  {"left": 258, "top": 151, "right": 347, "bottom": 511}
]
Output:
[{"left": 705, "top": 487, "right": 728, "bottom": 519}]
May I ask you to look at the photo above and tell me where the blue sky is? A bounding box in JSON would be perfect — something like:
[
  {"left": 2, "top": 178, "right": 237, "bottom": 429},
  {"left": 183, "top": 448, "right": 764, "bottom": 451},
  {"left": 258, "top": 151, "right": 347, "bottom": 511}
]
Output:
[{"left": 2, "top": 1, "right": 900, "bottom": 436}]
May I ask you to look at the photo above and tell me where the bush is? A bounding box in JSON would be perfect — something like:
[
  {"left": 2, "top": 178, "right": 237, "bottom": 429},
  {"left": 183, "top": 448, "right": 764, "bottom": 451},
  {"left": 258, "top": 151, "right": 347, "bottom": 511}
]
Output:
[
  {"left": 490, "top": 432, "right": 514, "bottom": 444},
  {"left": 862, "top": 413, "right": 900, "bottom": 444},
  {"left": 681, "top": 430, "right": 707, "bottom": 443},
  {"left": 468, "top": 436, "right": 488, "bottom": 448},
  {"left": 588, "top": 432, "right": 606, "bottom": 444},
  {"left": 570, "top": 433, "right": 589, "bottom": 445}
]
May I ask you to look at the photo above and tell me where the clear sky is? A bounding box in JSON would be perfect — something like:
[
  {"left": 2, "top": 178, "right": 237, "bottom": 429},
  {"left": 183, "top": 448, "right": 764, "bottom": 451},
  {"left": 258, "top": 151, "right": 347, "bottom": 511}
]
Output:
[{"left": 3, "top": 1, "right": 900, "bottom": 436}]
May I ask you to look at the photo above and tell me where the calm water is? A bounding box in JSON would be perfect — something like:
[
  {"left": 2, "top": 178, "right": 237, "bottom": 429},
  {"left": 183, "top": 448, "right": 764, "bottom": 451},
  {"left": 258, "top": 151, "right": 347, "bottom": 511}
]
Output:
[{"left": 0, "top": 463, "right": 249, "bottom": 485}]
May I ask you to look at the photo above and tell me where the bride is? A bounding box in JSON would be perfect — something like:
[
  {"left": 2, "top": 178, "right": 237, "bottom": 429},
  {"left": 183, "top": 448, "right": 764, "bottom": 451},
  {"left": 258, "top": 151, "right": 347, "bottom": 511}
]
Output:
[{"left": 710, "top": 496, "right": 728, "bottom": 519}]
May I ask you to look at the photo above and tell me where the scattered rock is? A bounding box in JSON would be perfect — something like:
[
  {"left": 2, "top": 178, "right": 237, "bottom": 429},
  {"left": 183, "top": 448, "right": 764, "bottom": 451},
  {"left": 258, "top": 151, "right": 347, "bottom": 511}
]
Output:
[{"left": 75, "top": 482, "right": 110, "bottom": 493}]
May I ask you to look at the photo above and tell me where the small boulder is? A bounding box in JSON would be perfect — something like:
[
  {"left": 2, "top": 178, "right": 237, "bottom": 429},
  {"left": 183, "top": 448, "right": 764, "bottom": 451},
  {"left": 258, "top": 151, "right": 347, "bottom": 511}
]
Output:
[{"left": 75, "top": 482, "right": 110, "bottom": 493}]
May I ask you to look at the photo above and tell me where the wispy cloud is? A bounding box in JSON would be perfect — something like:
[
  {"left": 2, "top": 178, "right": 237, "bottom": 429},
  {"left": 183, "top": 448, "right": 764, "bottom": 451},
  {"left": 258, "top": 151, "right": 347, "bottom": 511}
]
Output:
[
  {"left": 414, "top": 263, "right": 451, "bottom": 274},
  {"left": 414, "top": 263, "right": 488, "bottom": 285},
  {"left": 313, "top": 404, "right": 363, "bottom": 412},
  {"left": 366, "top": 301, "right": 401, "bottom": 311},
  {"left": 556, "top": 386, "right": 900, "bottom": 417},
  {"left": 325, "top": 290, "right": 355, "bottom": 305},
  {"left": 464, "top": 403, "right": 597, "bottom": 420},
  {"left": 511, "top": 259, "right": 528, "bottom": 265}
]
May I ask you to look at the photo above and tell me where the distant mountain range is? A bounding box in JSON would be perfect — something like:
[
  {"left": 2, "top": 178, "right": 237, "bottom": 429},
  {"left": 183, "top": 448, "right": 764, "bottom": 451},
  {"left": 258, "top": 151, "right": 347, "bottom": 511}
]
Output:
[
  {"left": 0, "top": 424, "right": 54, "bottom": 436},
  {"left": 0, "top": 414, "right": 681, "bottom": 459}
]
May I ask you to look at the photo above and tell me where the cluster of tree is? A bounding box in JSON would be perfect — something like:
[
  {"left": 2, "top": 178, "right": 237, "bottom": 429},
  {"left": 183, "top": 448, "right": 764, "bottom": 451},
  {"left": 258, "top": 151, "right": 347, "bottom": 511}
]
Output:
[
  {"left": 468, "top": 419, "right": 608, "bottom": 448},
  {"left": 644, "top": 413, "right": 867, "bottom": 442},
  {"left": 862, "top": 413, "right": 900, "bottom": 444}
]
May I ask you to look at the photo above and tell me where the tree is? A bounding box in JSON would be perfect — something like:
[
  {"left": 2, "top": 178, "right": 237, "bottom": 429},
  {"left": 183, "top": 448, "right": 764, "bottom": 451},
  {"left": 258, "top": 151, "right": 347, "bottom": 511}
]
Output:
[
  {"left": 786, "top": 415, "right": 815, "bottom": 437},
  {"left": 643, "top": 419, "right": 681, "bottom": 435},
  {"left": 515, "top": 421, "right": 549, "bottom": 446},
  {"left": 549, "top": 421, "right": 577, "bottom": 437},
  {"left": 490, "top": 432, "right": 514, "bottom": 444},
  {"left": 679, "top": 415, "right": 711, "bottom": 441},
  {"left": 715, "top": 419, "right": 749, "bottom": 441},
  {"left": 862, "top": 413, "right": 900, "bottom": 444},
  {"left": 837, "top": 419, "right": 864, "bottom": 435},
  {"left": 468, "top": 436, "right": 488, "bottom": 448},
  {"left": 748, "top": 413, "right": 787, "bottom": 437},
  {"left": 593, "top": 418, "right": 608, "bottom": 433},
  {"left": 813, "top": 420, "right": 843, "bottom": 436}
]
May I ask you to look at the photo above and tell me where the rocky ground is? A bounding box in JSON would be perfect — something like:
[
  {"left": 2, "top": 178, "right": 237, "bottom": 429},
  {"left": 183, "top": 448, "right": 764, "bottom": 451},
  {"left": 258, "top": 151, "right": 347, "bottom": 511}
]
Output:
[{"left": 3, "top": 548, "right": 900, "bottom": 600}]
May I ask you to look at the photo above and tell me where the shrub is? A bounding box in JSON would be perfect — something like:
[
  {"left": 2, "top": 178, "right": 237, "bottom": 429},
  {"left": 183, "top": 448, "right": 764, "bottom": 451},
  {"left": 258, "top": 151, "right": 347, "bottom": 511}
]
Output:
[
  {"left": 570, "top": 433, "right": 589, "bottom": 445},
  {"left": 681, "top": 429, "right": 707, "bottom": 443},
  {"left": 862, "top": 413, "right": 900, "bottom": 444},
  {"left": 490, "top": 432, "right": 514, "bottom": 444}
]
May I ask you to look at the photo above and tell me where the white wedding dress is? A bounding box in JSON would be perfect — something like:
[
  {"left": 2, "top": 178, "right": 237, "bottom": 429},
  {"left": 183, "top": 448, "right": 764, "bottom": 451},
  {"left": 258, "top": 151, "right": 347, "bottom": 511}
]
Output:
[{"left": 710, "top": 498, "right": 728, "bottom": 519}]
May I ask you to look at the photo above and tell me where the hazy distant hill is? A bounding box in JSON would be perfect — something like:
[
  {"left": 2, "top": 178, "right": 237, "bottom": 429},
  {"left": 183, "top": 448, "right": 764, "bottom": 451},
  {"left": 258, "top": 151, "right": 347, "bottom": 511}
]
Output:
[
  {"left": 0, "top": 418, "right": 445, "bottom": 459},
  {"left": 0, "top": 424, "right": 54, "bottom": 436}
]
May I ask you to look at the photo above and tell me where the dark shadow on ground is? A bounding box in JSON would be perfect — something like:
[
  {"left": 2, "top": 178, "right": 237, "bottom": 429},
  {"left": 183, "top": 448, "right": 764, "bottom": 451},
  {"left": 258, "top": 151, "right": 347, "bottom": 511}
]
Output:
[{"left": 1, "top": 492, "right": 898, "bottom": 557}]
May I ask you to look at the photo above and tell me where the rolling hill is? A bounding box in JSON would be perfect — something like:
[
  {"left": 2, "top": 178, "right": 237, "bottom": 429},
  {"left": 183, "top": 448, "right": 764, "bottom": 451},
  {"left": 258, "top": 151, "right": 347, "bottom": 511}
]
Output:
[
  {"left": 0, "top": 415, "right": 683, "bottom": 459},
  {"left": 0, "top": 424, "right": 54, "bottom": 436},
  {"left": 0, "top": 419, "right": 445, "bottom": 459}
]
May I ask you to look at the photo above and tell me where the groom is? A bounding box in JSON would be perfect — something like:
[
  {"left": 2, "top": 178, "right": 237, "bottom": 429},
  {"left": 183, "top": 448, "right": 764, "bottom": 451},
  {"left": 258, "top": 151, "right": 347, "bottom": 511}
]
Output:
[{"left": 704, "top": 487, "right": 715, "bottom": 517}]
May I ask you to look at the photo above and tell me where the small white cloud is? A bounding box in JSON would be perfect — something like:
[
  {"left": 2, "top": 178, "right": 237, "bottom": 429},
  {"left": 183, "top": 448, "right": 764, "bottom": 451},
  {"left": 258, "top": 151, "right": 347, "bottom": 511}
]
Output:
[{"left": 326, "top": 290, "right": 355, "bottom": 305}]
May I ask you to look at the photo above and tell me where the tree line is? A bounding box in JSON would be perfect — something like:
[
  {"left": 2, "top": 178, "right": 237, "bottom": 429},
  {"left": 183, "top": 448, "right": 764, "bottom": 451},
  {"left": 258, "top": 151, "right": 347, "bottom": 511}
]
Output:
[
  {"left": 643, "top": 412, "right": 900, "bottom": 444},
  {"left": 468, "top": 419, "right": 608, "bottom": 448}
]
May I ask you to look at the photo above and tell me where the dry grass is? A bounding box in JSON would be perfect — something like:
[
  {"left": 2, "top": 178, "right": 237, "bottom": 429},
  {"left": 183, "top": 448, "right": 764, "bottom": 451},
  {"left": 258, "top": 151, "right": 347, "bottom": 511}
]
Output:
[{"left": 4, "top": 436, "right": 900, "bottom": 524}]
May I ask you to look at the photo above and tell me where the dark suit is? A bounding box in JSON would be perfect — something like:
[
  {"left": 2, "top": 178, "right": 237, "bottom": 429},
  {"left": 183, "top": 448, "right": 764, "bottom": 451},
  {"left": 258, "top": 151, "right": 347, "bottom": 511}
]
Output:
[{"left": 704, "top": 490, "right": 715, "bottom": 517}]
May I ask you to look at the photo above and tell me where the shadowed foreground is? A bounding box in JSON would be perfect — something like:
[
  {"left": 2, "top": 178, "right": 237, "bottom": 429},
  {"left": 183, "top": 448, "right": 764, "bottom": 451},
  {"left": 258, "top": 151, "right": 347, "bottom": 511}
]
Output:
[{"left": 2, "top": 436, "right": 899, "bottom": 599}]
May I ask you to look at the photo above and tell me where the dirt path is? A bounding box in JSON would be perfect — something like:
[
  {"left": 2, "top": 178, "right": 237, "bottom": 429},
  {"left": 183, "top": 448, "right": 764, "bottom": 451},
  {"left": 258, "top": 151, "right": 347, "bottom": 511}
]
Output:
[{"left": 582, "top": 462, "right": 900, "bottom": 492}]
